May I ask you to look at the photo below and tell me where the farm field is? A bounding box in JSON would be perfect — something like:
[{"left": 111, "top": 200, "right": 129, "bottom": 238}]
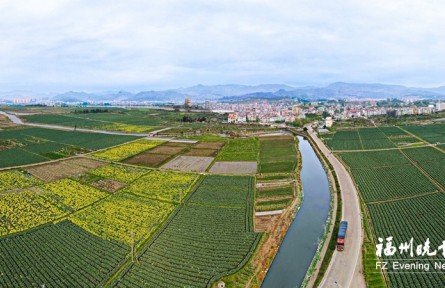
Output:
[
  {"left": 0, "top": 178, "right": 107, "bottom": 236},
  {"left": 209, "top": 161, "right": 258, "bottom": 174},
  {"left": 0, "top": 220, "right": 129, "bottom": 287},
  {"left": 256, "top": 184, "right": 294, "bottom": 199},
  {"left": 389, "top": 136, "right": 424, "bottom": 147},
  {"left": 351, "top": 165, "right": 438, "bottom": 202},
  {"left": 256, "top": 198, "right": 291, "bottom": 212},
  {"left": 111, "top": 175, "right": 260, "bottom": 288},
  {"left": 123, "top": 152, "right": 171, "bottom": 167},
  {"left": 188, "top": 175, "right": 253, "bottom": 207},
  {"left": 88, "top": 163, "right": 150, "bottom": 183},
  {"left": 378, "top": 126, "right": 409, "bottom": 137},
  {"left": 332, "top": 127, "right": 445, "bottom": 288},
  {"left": 402, "top": 146, "right": 445, "bottom": 162},
  {"left": 0, "top": 127, "right": 140, "bottom": 167},
  {"left": 71, "top": 193, "right": 175, "bottom": 245},
  {"left": 122, "top": 171, "right": 198, "bottom": 203},
  {"left": 123, "top": 140, "right": 223, "bottom": 169},
  {"left": 27, "top": 157, "right": 106, "bottom": 182},
  {"left": 161, "top": 155, "right": 214, "bottom": 172},
  {"left": 368, "top": 193, "right": 445, "bottom": 287},
  {"left": 0, "top": 190, "right": 63, "bottom": 236},
  {"left": 93, "top": 139, "right": 164, "bottom": 161},
  {"left": 258, "top": 135, "right": 297, "bottom": 173},
  {"left": 215, "top": 137, "right": 259, "bottom": 161},
  {"left": 338, "top": 149, "right": 410, "bottom": 168},
  {"left": 254, "top": 176, "right": 296, "bottom": 213},
  {"left": 399, "top": 147, "right": 445, "bottom": 189},
  {"left": 402, "top": 124, "right": 445, "bottom": 144},
  {"left": 321, "top": 127, "right": 414, "bottom": 151},
  {"left": 0, "top": 123, "right": 299, "bottom": 286},
  {"left": 21, "top": 108, "right": 226, "bottom": 132},
  {"left": 0, "top": 170, "right": 41, "bottom": 191}
]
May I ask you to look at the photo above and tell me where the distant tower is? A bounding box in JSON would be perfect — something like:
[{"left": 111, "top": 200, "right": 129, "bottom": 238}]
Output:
[{"left": 185, "top": 97, "right": 192, "bottom": 108}]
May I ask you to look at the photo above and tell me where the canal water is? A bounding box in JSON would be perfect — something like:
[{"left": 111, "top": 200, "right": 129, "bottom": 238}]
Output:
[{"left": 261, "top": 136, "right": 331, "bottom": 288}]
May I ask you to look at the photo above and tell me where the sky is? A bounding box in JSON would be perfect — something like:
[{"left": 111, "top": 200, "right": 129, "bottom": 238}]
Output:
[{"left": 1, "top": 0, "right": 445, "bottom": 92}]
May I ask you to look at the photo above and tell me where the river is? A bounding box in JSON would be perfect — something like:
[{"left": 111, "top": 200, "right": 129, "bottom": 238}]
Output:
[{"left": 261, "top": 136, "right": 331, "bottom": 288}]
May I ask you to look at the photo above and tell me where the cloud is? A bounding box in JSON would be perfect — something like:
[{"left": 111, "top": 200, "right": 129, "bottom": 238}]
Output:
[{"left": 1, "top": 0, "right": 445, "bottom": 91}]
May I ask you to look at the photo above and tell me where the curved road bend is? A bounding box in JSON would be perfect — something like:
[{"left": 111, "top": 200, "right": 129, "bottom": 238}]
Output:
[{"left": 308, "top": 127, "right": 365, "bottom": 288}]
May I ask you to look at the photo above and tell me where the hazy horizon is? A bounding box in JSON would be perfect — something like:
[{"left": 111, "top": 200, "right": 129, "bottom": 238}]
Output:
[{"left": 1, "top": 1, "right": 445, "bottom": 91}]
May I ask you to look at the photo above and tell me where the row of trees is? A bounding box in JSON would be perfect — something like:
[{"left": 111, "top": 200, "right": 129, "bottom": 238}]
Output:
[{"left": 73, "top": 109, "right": 109, "bottom": 114}]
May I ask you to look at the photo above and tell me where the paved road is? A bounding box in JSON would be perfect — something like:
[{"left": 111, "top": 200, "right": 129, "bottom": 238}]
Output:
[
  {"left": 308, "top": 128, "right": 366, "bottom": 288},
  {"left": 0, "top": 111, "right": 24, "bottom": 124},
  {"left": 255, "top": 210, "right": 285, "bottom": 216}
]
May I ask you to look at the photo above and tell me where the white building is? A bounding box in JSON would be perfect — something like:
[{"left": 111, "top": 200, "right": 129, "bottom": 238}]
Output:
[
  {"left": 436, "top": 101, "right": 445, "bottom": 111},
  {"left": 325, "top": 117, "right": 333, "bottom": 128}
]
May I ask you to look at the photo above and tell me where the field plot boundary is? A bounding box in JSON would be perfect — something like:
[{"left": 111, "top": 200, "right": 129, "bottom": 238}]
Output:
[
  {"left": 161, "top": 155, "right": 214, "bottom": 172},
  {"left": 209, "top": 161, "right": 258, "bottom": 174}
]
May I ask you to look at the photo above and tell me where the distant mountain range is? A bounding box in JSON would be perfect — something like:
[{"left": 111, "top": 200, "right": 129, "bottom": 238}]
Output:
[{"left": 1, "top": 82, "right": 445, "bottom": 103}]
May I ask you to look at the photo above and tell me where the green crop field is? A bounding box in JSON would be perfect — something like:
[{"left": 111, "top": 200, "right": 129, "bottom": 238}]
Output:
[
  {"left": 351, "top": 165, "right": 438, "bottom": 202},
  {"left": 111, "top": 175, "right": 260, "bottom": 288},
  {"left": 257, "top": 185, "right": 293, "bottom": 199},
  {"left": 188, "top": 175, "right": 253, "bottom": 207},
  {"left": 333, "top": 126, "right": 445, "bottom": 288},
  {"left": 360, "top": 138, "right": 395, "bottom": 149},
  {"left": 215, "top": 137, "right": 259, "bottom": 161},
  {"left": 402, "top": 146, "right": 445, "bottom": 162},
  {"left": 402, "top": 124, "right": 445, "bottom": 144},
  {"left": 323, "top": 127, "right": 406, "bottom": 151},
  {"left": 338, "top": 149, "right": 410, "bottom": 168},
  {"left": 332, "top": 129, "right": 361, "bottom": 140},
  {"left": 0, "top": 220, "right": 129, "bottom": 287},
  {"left": 378, "top": 126, "right": 409, "bottom": 137},
  {"left": 256, "top": 198, "right": 292, "bottom": 212},
  {"left": 0, "top": 157, "right": 261, "bottom": 286},
  {"left": 21, "top": 109, "right": 226, "bottom": 133},
  {"left": 389, "top": 137, "right": 422, "bottom": 146},
  {"left": 325, "top": 139, "right": 363, "bottom": 151},
  {"left": 359, "top": 128, "right": 388, "bottom": 140},
  {"left": 0, "top": 127, "right": 140, "bottom": 167},
  {"left": 258, "top": 136, "right": 297, "bottom": 173},
  {"left": 368, "top": 193, "right": 445, "bottom": 288}
]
